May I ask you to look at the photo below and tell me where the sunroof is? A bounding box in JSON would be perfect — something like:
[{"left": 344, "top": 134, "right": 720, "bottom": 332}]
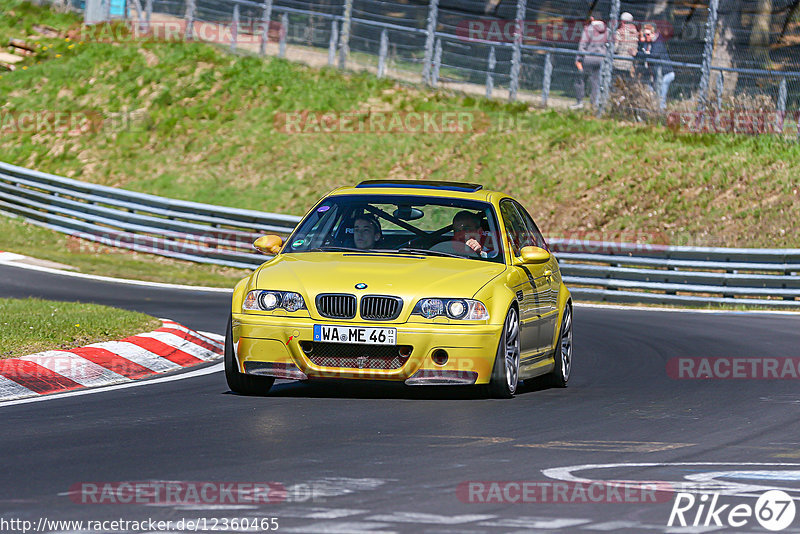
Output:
[{"left": 356, "top": 180, "right": 483, "bottom": 192}]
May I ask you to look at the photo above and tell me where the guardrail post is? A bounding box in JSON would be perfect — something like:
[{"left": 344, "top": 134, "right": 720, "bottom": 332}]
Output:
[
  {"left": 656, "top": 65, "right": 664, "bottom": 111},
  {"left": 598, "top": 0, "right": 620, "bottom": 114},
  {"left": 377, "top": 29, "right": 388, "bottom": 78},
  {"left": 422, "top": 0, "right": 439, "bottom": 85},
  {"left": 328, "top": 20, "right": 338, "bottom": 66},
  {"left": 508, "top": 0, "right": 527, "bottom": 102},
  {"left": 542, "top": 52, "right": 552, "bottom": 107},
  {"left": 279, "top": 12, "right": 288, "bottom": 57},
  {"left": 431, "top": 38, "right": 442, "bottom": 88},
  {"left": 777, "top": 77, "right": 787, "bottom": 133},
  {"left": 230, "top": 4, "right": 240, "bottom": 52},
  {"left": 259, "top": 0, "right": 273, "bottom": 55},
  {"left": 183, "top": 0, "right": 195, "bottom": 40},
  {"left": 338, "top": 0, "right": 353, "bottom": 69},
  {"left": 697, "top": 0, "right": 720, "bottom": 112},
  {"left": 485, "top": 46, "right": 496, "bottom": 99}
]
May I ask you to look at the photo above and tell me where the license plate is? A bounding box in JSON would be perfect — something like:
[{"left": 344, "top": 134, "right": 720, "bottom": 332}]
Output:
[{"left": 313, "top": 324, "right": 396, "bottom": 345}]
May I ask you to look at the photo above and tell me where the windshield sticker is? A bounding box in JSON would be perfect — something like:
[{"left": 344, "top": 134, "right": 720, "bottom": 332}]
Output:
[{"left": 292, "top": 239, "right": 305, "bottom": 247}]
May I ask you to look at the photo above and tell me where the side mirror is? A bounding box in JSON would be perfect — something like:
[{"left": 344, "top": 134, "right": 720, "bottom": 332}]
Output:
[
  {"left": 517, "top": 246, "right": 551, "bottom": 264},
  {"left": 254, "top": 235, "right": 283, "bottom": 255}
]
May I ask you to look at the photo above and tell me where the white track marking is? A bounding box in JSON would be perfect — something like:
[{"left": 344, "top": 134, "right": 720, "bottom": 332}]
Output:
[
  {"left": 574, "top": 302, "right": 800, "bottom": 316},
  {"left": 478, "top": 517, "right": 591, "bottom": 529},
  {"left": 0, "top": 252, "right": 25, "bottom": 261},
  {"left": 0, "top": 362, "right": 222, "bottom": 407},
  {"left": 281, "top": 522, "right": 396, "bottom": 534},
  {"left": 364, "top": 512, "right": 495, "bottom": 525},
  {"left": 93, "top": 341, "right": 183, "bottom": 373},
  {"left": 19, "top": 351, "right": 129, "bottom": 387},
  {"left": 543, "top": 462, "right": 800, "bottom": 498},
  {"left": 0, "top": 375, "right": 36, "bottom": 399},
  {"left": 0, "top": 258, "right": 232, "bottom": 293},
  {"left": 134, "top": 332, "right": 220, "bottom": 361}
]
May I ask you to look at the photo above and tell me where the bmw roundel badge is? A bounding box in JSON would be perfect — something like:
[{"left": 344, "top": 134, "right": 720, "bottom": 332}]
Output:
[{"left": 355, "top": 283, "right": 368, "bottom": 290}]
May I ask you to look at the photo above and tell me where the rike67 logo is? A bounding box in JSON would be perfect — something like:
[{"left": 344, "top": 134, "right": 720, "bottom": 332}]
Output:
[{"left": 668, "top": 490, "right": 796, "bottom": 531}]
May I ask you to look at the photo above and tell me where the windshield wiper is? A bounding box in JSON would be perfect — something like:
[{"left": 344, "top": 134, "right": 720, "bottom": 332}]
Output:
[{"left": 397, "top": 247, "right": 463, "bottom": 258}]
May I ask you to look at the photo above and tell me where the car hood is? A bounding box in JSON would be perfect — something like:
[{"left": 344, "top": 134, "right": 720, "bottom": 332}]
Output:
[{"left": 254, "top": 252, "right": 506, "bottom": 303}]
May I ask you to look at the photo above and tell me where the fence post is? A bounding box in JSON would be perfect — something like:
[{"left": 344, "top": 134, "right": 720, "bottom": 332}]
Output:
[
  {"left": 598, "top": 0, "right": 620, "bottom": 114},
  {"left": 183, "top": 0, "right": 195, "bottom": 40},
  {"left": 485, "top": 46, "right": 496, "bottom": 99},
  {"left": 714, "top": 71, "right": 723, "bottom": 130},
  {"left": 279, "top": 12, "right": 288, "bottom": 57},
  {"left": 338, "top": 0, "right": 353, "bottom": 69},
  {"left": 542, "top": 52, "right": 552, "bottom": 107},
  {"left": 656, "top": 65, "right": 664, "bottom": 111},
  {"left": 508, "top": 0, "right": 527, "bottom": 102},
  {"left": 422, "top": 0, "right": 439, "bottom": 84},
  {"left": 145, "top": 0, "right": 152, "bottom": 32},
  {"left": 328, "top": 20, "right": 338, "bottom": 66},
  {"left": 777, "top": 77, "right": 787, "bottom": 133},
  {"left": 259, "top": 0, "right": 273, "bottom": 55},
  {"left": 377, "top": 29, "right": 388, "bottom": 78},
  {"left": 697, "top": 0, "right": 720, "bottom": 112},
  {"left": 231, "top": 4, "right": 240, "bottom": 52},
  {"left": 432, "top": 38, "right": 442, "bottom": 88}
]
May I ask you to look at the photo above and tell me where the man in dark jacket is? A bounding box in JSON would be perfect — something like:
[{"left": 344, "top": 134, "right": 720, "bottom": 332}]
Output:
[
  {"left": 636, "top": 24, "right": 675, "bottom": 109},
  {"left": 572, "top": 18, "right": 608, "bottom": 109}
]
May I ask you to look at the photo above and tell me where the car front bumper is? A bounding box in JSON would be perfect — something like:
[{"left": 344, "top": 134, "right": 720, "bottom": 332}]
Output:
[{"left": 231, "top": 313, "right": 502, "bottom": 385}]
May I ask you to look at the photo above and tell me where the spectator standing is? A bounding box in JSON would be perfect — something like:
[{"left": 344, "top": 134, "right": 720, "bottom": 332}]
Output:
[
  {"left": 571, "top": 18, "right": 609, "bottom": 110},
  {"left": 613, "top": 12, "right": 639, "bottom": 81},
  {"left": 637, "top": 23, "right": 675, "bottom": 109}
]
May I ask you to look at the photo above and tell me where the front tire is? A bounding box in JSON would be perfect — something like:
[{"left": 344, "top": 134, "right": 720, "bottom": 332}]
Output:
[
  {"left": 487, "top": 306, "right": 521, "bottom": 398},
  {"left": 224, "top": 315, "right": 274, "bottom": 395},
  {"left": 548, "top": 303, "right": 572, "bottom": 387}
]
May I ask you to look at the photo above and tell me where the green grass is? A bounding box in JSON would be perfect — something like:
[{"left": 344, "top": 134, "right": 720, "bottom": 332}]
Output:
[
  {"left": 1, "top": 0, "right": 800, "bottom": 293},
  {"left": 0, "top": 297, "right": 162, "bottom": 359}
]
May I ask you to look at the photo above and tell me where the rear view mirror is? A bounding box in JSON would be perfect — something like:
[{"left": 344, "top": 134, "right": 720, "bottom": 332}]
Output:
[
  {"left": 518, "top": 246, "right": 551, "bottom": 264},
  {"left": 393, "top": 206, "right": 424, "bottom": 221},
  {"left": 254, "top": 235, "right": 283, "bottom": 255}
]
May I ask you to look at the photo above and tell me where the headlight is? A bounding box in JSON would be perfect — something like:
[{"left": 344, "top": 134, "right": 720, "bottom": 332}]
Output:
[
  {"left": 412, "top": 298, "right": 489, "bottom": 320},
  {"left": 243, "top": 290, "right": 307, "bottom": 312}
]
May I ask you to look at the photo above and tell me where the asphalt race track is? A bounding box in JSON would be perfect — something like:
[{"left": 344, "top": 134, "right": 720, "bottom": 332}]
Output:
[{"left": 2, "top": 262, "right": 800, "bottom": 533}]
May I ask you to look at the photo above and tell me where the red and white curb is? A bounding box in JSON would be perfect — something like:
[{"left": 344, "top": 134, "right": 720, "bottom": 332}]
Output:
[{"left": 0, "top": 319, "right": 223, "bottom": 402}]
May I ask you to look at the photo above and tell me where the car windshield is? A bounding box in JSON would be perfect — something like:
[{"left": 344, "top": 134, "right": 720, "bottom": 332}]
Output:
[{"left": 285, "top": 194, "right": 504, "bottom": 263}]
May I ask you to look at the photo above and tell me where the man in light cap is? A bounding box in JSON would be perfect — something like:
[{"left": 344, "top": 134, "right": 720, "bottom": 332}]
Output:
[
  {"left": 572, "top": 17, "right": 609, "bottom": 109},
  {"left": 614, "top": 12, "right": 639, "bottom": 80}
]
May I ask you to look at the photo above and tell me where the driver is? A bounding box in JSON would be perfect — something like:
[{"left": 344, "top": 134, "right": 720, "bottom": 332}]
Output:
[
  {"left": 432, "top": 211, "right": 490, "bottom": 257},
  {"left": 352, "top": 214, "right": 382, "bottom": 249}
]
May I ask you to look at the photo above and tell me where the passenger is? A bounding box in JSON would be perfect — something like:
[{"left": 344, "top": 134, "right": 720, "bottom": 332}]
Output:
[
  {"left": 432, "top": 211, "right": 490, "bottom": 258},
  {"left": 352, "top": 214, "right": 382, "bottom": 249}
]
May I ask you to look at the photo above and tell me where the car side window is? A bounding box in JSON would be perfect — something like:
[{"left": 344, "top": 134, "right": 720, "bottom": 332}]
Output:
[
  {"left": 513, "top": 201, "right": 548, "bottom": 251},
  {"left": 500, "top": 200, "right": 532, "bottom": 257}
]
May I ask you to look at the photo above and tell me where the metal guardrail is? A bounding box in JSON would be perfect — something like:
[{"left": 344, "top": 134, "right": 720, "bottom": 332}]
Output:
[{"left": 1, "top": 161, "right": 799, "bottom": 307}]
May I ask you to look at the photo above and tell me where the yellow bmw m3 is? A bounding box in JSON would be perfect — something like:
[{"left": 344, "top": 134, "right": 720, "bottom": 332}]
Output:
[{"left": 225, "top": 180, "right": 572, "bottom": 398}]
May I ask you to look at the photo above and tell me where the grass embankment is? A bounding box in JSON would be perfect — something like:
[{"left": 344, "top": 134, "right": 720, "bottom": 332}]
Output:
[
  {"left": 0, "top": 297, "right": 161, "bottom": 359},
  {"left": 0, "top": 0, "right": 799, "bottom": 290}
]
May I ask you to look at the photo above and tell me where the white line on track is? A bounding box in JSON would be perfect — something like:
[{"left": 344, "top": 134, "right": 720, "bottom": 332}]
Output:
[
  {"left": 0, "top": 362, "right": 223, "bottom": 408},
  {"left": 0, "top": 258, "right": 233, "bottom": 293}
]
